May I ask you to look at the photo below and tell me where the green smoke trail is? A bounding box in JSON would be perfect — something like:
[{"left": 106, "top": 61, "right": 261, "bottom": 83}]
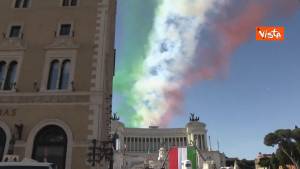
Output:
[{"left": 113, "top": 0, "right": 160, "bottom": 127}]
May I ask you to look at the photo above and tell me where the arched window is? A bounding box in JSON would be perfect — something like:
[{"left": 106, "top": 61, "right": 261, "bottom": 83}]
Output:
[
  {"left": 4, "top": 61, "right": 17, "bottom": 90},
  {"left": 32, "top": 125, "right": 67, "bottom": 169},
  {"left": 0, "top": 127, "right": 6, "bottom": 161},
  {"left": 58, "top": 60, "right": 70, "bottom": 90},
  {"left": 47, "top": 60, "right": 59, "bottom": 90},
  {"left": 0, "top": 61, "right": 6, "bottom": 89}
]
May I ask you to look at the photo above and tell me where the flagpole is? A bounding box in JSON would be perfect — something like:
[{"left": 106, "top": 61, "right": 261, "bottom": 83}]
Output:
[{"left": 209, "top": 136, "right": 212, "bottom": 151}]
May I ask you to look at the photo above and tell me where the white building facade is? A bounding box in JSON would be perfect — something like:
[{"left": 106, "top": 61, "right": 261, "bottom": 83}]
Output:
[{"left": 111, "top": 115, "right": 226, "bottom": 169}]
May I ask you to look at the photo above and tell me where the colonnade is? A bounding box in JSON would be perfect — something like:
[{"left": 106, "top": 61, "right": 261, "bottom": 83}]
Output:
[
  {"left": 124, "top": 136, "right": 188, "bottom": 152},
  {"left": 194, "top": 134, "right": 207, "bottom": 150}
]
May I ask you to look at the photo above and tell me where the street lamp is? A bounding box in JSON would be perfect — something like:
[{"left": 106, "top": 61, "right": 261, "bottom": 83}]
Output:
[{"left": 87, "top": 139, "right": 114, "bottom": 169}]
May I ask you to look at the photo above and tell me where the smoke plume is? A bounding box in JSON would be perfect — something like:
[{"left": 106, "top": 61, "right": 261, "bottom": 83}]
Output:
[{"left": 115, "top": 0, "right": 299, "bottom": 127}]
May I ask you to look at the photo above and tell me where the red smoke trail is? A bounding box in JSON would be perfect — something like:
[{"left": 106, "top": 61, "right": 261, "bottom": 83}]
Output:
[
  {"left": 189, "top": 0, "right": 300, "bottom": 84},
  {"left": 158, "top": 0, "right": 299, "bottom": 126},
  {"left": 160, "top": 87, "right": 184, "bottom": 127}
]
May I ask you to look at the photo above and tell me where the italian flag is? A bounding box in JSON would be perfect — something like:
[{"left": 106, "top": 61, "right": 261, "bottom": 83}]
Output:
[{"left": 168, "top": 147, "right": 197, "bottom": 169}]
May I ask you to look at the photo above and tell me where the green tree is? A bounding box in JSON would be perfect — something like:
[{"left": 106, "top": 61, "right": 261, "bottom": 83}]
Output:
[
  {"left": 258, "top": 154, "right": 279, "bottom": 169},
  {"left": 264, "top": 127, "right": 300, "bottom": 169},
  {"left": 258, "top": 157, "right": 271, "bottom": 168},
  {"left": 237, "top": 159, "right": 255, "bottom": 169},
  {"left": 292, "top": 128, "right": 300, "bottom": 154},
  {"left": 270, "top": 154, "right": 280, "bottom": 169}
]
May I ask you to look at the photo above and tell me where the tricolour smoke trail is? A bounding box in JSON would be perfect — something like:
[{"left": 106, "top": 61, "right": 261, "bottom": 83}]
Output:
[
  {"left": 130, "top": 0, "right": 225, "bottom": 127},
  {"left": 116, "top": 0, "right": 299, "bottom": 127}
]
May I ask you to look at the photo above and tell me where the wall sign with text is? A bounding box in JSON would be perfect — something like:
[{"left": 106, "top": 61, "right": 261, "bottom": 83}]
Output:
[{"left": 0, "top": 109, "right": 17, "bottom": 117}]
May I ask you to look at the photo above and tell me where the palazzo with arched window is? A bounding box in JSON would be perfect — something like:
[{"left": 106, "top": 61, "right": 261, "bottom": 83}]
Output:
[
  {"left": 0, "top": 61, "right": 6, "bottom": 88},
  {"left": 4, "top": 61, "right": 18, "bottom": 90},
  {"left": 0, "top": 60, "right": 18, "bottom": 90},
  {"left": 0, "top": 127, "right": 6, "bottom": 161},
  {"left": 32, "top": 125, "right": 67, "bottom": 169},
  {"left": 47, "top": 59, "right": 71, "bottom": 90},
  {"left": 58, "top": 60, "right": 70, "bottom": 90},
  {"left": 47, "top": 60, "right": 59, "bottom": 90}
]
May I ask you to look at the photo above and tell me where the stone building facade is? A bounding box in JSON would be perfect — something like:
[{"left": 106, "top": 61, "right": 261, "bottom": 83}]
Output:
[
  {"left": 0, "top": 0, "right": 116, "bottom": 169},
  {"left": 111, "top": 117, "right": 226, "bottom": 169}
]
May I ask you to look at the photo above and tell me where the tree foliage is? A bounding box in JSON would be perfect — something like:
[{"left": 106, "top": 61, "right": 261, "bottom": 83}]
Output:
[
  {"left": 259, "top": 157, "right": 271, "bottom": 167},
  {"left": 263, "top": 127, "right": 300, "bottom": 169},
  {"left": 237, "top": 159, "right": 255, "bottom": 169},
  {"left": 259, "top": 154, "right": 280, "bottom": 169}
]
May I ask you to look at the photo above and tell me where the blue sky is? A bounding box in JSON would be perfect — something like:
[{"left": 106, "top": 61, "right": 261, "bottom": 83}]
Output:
[
  {"left": 170, "top": 12, "right": 300, "bottom": 159},
  {"left": 113, "top": 1, "right": 300, "bottom": 159}
]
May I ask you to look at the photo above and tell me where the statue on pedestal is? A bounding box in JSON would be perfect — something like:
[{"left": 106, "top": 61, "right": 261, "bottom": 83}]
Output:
[{"left": 189, "top": 113, "right": 200, "bottom": 122}]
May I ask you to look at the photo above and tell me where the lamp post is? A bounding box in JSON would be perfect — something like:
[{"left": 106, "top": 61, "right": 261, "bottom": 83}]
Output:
[
  {"left": 87, "top": 139, "right": 114, "bottom": 169},
  {"left": 8, "top": 134, "right": 16, "bottom": 155}
]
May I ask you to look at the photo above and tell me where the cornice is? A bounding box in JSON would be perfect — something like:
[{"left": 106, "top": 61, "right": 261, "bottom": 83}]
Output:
[
  {"left": 0, "top": 39, "right": 27, "bottom": 51},
  {"left": 45, "top": 37, "right": 79, "bottom": 50},
  {"left": 0, "top": 92, "right": 92, "bottom": 104}
]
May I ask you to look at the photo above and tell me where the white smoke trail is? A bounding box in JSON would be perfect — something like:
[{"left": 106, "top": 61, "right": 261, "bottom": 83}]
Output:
[{"left": 131, "top": 0, "right": 225, "bottom": 127}]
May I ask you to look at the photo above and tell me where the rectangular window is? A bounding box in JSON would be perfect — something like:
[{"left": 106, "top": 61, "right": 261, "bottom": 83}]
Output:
[
  {"left": 62, "top": 0, "right": 77, "bottom": 6},
  {"left": 15, "top": 0, "right": 22, "bottom": 8},
  {"left": 9, "top": 25, "right": 22, "bottom": 38},
  {"left": 62, "top": 0, "right": 69, "bottom": 6},
  {"left": 23, "top": 0, "right": 29, "bottom": 8},
  {"left": 14, "top": 0, "right": 30, "bottom": 8},
  {"left": 59, "top": 24, "right": 72, "bottom": 36},
  {"left": 70, "top": 0, "right": 77, "bottom": 6}
]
